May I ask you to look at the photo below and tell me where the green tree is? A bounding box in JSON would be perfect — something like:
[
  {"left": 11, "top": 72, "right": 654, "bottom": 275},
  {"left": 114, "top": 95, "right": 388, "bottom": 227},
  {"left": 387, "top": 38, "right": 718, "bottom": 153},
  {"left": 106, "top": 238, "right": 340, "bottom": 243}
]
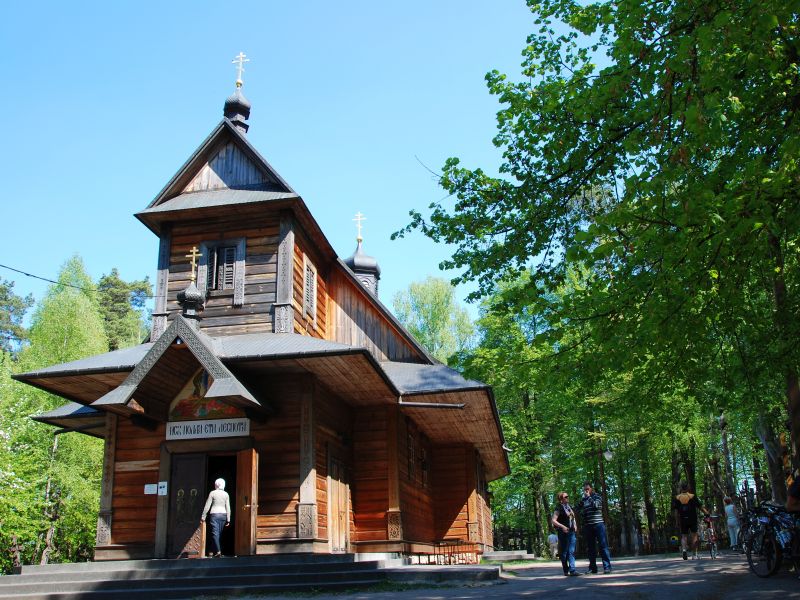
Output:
[
  {"left": 0, "top": 278, "right": 34, "bottom": 353},
  {"left": 396, "top": 0, "right": 800, "bottom": 468},
  {"left": 96, "top": 268, "right": 151, "bottom": 350},
  {"left": 392, "top": 276, "right": 475, "bottom": 364},
  {"left": 0, "top": 255, "right": 107, "bottom": 571}
]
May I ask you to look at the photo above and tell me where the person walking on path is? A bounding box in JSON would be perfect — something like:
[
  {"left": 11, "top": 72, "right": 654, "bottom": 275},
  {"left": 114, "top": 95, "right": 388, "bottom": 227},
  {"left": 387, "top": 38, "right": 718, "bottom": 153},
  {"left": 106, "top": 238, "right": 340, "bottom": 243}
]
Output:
[
  {"left": 201, "top": 478, "right": 231, "bottom": 558},
  {"left": 723, "top": 496, "right": 740, "bottom": 550},
  {"left": 551, "top": 492, "right": 580, "bottom": 576},
  {"left": 577, "top": 481, "right": 612, "bottom": 574},
  {"left": 672, "top": 481, "right": 708, "bottom": 560}
]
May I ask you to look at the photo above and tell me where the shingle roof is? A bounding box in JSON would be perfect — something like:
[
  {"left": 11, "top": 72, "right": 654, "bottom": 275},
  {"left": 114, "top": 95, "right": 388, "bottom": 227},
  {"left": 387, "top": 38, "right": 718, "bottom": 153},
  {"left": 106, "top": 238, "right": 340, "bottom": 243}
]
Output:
[
  {"left": 138, "top": 189, "right": 299, "bottom": 215},
  {"left": 33, "top": 401, "right": 102, "bottom": 420},
  {"left": 214, "top": 332, "right": 357, "bottom": 360},
  {"left": 380, "top": 361, "right": 487, "bottom": 395},
  {"left": 16, "top": 343, "right": 152, "bottom": 378}
]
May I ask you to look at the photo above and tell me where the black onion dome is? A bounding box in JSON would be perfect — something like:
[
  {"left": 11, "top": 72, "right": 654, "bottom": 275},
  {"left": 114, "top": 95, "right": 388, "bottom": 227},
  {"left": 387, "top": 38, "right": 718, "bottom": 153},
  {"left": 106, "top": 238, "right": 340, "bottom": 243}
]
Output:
[
  {"left": 224, "top": 87, "right": 251, "bottom": 133},
  {"left": 345, "top": 241, "right": 381, "bottom": 276}
]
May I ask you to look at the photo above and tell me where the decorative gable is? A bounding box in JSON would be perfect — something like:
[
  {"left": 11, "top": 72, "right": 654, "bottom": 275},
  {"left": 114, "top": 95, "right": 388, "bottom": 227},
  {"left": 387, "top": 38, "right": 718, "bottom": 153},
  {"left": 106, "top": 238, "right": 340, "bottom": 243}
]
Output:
[{"left": 183, "top": 141, "right": 273, "bottom": 193}]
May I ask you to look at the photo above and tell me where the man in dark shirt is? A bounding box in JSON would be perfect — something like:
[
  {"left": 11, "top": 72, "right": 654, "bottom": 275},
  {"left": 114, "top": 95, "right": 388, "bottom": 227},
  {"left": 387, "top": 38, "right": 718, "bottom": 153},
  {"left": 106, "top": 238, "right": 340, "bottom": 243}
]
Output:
[
  {"left": 577, "top": 481, "right": 612, "bottom": 574},
  {"left": 672, "top": 481, "right": 708, "bottom": 560}
]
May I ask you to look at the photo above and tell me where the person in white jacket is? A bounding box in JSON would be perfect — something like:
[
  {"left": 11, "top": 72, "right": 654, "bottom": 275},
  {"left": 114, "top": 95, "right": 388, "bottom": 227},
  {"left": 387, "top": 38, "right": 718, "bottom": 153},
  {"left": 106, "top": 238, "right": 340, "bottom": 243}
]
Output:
[{"left": 201, "top": 478, "right": 231, "bottom": 557}]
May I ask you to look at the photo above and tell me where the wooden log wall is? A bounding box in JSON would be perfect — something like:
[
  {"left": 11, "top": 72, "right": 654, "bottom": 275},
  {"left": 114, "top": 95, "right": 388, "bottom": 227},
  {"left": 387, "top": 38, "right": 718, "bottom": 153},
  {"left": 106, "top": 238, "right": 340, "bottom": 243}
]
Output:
[
  {"left": 253, "top": 381, "right": 301, "bottom": 541},
  {"left": 109, "top": 419, "right": 164, "bottom": 547},
  {"left": 432, "top": 445, "right": 472, "bottom": 541},
  {"left": 314, "top": 386, "right": 353, "bottom": 544},
  {"left": 327, "top": 270, "right": 419, "bottom": 362},
  {"left": 351, "top": 407, "right": 389, "bottom": 543},
  {"left": 398, "top": 416, "right": 435, "bottom": 542},
  {"left": 292, "top": 232, "right": 328, "bottom": 338},
  {"left": 165, "top": 214, "right": 279, "bottom": 336}
]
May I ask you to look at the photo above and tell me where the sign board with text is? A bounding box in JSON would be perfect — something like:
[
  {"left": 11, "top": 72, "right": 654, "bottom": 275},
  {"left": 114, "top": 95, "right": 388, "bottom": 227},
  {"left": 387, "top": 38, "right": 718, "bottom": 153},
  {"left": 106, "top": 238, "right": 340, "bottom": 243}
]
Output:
[{"left": 166, "top": 418, "right": 250, "bottom": 441}]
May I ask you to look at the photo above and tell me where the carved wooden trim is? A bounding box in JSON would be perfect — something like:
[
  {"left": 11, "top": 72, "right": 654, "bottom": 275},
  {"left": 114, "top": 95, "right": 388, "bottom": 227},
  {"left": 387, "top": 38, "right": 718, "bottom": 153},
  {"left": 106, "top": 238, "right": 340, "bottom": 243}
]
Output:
[
  {"left": 299, "top": 388, "right": 316, "bottom": 505},
  {"left": 387, "top": 510, "right": 403, "bottom": 541},
  {"left": 196, "top": 242, "right": 209, "bottom": 294},
  {"left": 297, "top": 503, "right": 318, "bottom": 539},
  {"left": 233, "top": 238, "right": 246, "bottom": 307},
  {"left": 99, "top": 414, "right": 117, "bottom": 511},
  {"left": 276, "top": 211, "right": 295, "bottom": 306},
  {"left": 152, "top": 229, "right": 171, "bottom": 340},
  {"left": 274, "top": 303, "right": 293, "bottom": 333},
  {"left": 96, "top": 510, "right": 112, "bottom": 546},
  {"left": 468, "top": 522, "right": 479, "bottom": 542}
]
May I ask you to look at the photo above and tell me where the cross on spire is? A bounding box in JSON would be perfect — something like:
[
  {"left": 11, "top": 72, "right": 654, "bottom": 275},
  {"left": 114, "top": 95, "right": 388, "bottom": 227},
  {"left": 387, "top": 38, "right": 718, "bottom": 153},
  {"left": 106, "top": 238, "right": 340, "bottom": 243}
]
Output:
[
  {"left": 185, "top": 246, "right": 202, "bottom": 283},
  {"left": 232, "top": 52, "right": 249, "bottom": 88},
  {"left": 353, "top": 212, "right": 366, "bottom": 242}
]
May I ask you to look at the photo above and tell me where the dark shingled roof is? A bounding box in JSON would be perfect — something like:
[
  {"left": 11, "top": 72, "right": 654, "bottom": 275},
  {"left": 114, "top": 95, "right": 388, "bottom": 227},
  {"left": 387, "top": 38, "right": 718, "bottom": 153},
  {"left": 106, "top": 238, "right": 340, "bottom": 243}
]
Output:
[
  {"left": 34, "top": 402, "right": 102, "bottom": 420},
  {"left": 137, "top": 189, "right": 299, "bottom": 215},
  {"left": 213, "top": 332, "right": 356, "bottom": 360},
  {"left": 380, "top": 361, "right": 488, "bottom": 395},
  {"left": 17, "top": 343, "right": 152, "bottom": 378}
]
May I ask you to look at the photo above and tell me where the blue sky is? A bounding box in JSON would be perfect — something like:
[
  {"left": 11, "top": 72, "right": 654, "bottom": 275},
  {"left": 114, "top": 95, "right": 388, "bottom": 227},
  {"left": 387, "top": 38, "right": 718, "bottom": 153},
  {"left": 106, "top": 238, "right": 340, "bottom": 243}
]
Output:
[{"left": 0, "top": 1, "right": 534, "bottom": 320}]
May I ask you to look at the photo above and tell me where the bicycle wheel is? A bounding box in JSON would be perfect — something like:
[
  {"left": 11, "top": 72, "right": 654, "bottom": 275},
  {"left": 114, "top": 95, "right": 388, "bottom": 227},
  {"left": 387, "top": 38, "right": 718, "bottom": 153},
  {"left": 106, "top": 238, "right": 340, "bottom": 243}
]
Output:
[{"left": 747, "top": 528, "right": 782, "bottom": 577}]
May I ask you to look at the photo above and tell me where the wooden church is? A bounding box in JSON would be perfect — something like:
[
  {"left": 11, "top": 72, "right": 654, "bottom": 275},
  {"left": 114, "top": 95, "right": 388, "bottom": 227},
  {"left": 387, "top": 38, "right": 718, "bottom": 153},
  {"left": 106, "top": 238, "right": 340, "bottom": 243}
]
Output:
[{"left": 14, "top": 66, "right": 509, "bottom": 562}]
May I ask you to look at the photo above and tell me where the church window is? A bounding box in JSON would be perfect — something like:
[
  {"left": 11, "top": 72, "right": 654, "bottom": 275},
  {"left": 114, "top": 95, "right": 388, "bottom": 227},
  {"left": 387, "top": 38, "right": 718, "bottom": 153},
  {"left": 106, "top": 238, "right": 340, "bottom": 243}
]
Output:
[
  {"left": 196, "top": 238, "right": 246, "bottom": 307},
  {"left": 303, "top": 255, "right": 317, "bottom": 324},
  {"left": 209, "top": 245, "right": 236, "bottom": 291}
]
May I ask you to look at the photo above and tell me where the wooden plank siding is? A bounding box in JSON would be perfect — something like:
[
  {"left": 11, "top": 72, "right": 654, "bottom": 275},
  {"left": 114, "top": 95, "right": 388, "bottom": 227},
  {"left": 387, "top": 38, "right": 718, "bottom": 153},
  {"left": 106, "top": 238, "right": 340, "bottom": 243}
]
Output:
[
  {"left": 110, "top": 419, "right": 164, "bottom": 546},
  {"left": 182, "top": 141, "right": 271, "bottom": 193},
  {"left": 164, "top": 215, "right": 279, "bottom": 337},
  {"left": 398, "top": 417, "right": 435, "bottom": 543},
  {"left": 252, "top": 383, "right": 301, "bottom": 541},
  {"left": 431, "top": 445, "right": 472, "bottom": 541},
  {"left": 351, "top": 407, "right": 389, "bottom": 543},
  {"left": 314, "top": 386, "right": 353, "bottom": 545},
  {"left": 291, "top": 231, "right": 328, "bottom": 338},
  {"left": 327, "top": 270, "right": 418, "bottom": 362}
]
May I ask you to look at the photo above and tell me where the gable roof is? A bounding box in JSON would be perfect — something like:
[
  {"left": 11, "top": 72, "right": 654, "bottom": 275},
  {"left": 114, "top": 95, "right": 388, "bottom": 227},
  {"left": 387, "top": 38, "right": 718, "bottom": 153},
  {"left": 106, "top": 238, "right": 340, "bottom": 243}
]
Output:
[{"left": 147, "top": 118, "right": 296, "bottom": 207}]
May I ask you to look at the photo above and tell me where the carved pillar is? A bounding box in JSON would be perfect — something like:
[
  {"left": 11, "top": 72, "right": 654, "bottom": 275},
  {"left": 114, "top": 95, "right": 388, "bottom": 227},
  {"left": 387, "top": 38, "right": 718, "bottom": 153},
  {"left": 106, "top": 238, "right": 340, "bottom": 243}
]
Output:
[
  {"left": 466, "top": 447, "right": 479, "bottom": 543},
  {"left": 274, "top": 211, "right": 295, "bottom": 333},
  {"left": 386, "top": 406, "right": 402, "bottom": 540},
  {"left": 297, "top": 386, "right": 317, "bottom": 538},
  {"left": 95, "top": 414, "right": 117, "bottom": 548},
  {"left": 151, "top": 228, "right": 172, "bottom": 340}
]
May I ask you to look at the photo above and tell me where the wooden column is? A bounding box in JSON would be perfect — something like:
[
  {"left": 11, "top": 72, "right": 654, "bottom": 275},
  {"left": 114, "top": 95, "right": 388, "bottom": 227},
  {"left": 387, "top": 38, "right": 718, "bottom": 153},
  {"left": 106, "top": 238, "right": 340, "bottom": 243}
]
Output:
[
  {"left": 154, "top": 444, "right": 171, "bottom": 558},
  {"left": 466, "top": 449, "right": 479, "bottom": 542},
  {"left": 297, "top": 386, "right": 317, "bottom": 538},
  {"left": 274, "top": 211, "right": 295, "bottom": 333},
  {"left": 386, "top": 406, "right": 403, "bottom": 540},
  {"left": 151, "top": 228, "right": 172, "bottom": 340},
  {"left": 95, "top": 414, "right": 117, "bottom": 550}
]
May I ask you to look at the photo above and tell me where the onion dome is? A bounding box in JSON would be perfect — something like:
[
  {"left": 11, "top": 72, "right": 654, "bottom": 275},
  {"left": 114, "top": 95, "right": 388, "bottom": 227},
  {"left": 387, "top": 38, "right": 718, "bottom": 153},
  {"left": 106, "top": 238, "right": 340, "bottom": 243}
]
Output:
[
  {"left": 177, "top": 282, "right": 204, "bottom": 323},
  {"left": 345, "top": 240, "right": 381, "bottom": 297},
  {"left": 224, "top": 86, "right": 251, "bottom": 134}
]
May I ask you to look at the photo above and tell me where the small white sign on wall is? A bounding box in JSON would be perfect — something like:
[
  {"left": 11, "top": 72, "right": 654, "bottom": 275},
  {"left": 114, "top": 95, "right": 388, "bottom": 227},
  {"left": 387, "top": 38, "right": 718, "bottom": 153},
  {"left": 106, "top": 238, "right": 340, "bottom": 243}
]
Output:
[
  {"left": 166, "top": 418, "right": 250, "bottom": 441},
  {"left": 144, "top": 483, "right": 157, "bottom": 495},
  {"left": 158, "top": 481, "right": 168, "bottom": 496}
]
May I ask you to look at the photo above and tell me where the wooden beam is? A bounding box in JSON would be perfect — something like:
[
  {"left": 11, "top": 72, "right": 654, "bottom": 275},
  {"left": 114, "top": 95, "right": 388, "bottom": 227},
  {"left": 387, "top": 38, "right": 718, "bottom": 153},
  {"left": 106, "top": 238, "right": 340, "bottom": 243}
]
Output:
[
  {"left": 297, "top": 384, "right": 317, "bottom": 538},
  {"left": 95, "top": 414, "right": 117, "bottom": 550}
]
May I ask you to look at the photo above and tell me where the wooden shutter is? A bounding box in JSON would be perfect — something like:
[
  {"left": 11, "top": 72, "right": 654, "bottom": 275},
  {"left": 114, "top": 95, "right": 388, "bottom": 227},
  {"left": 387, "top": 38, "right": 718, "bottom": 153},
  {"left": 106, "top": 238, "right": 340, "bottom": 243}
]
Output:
[
  {"left": 303, "top": 256, "right": 317, "bottom": 323},
  {"left": 196, "top": 243, "right": 209, "bottom": 292},
  {"left": 233, "top": 238, "right": 246, "bottom": 307},
  {"left": 219, "top": 246, "right": 236, "bottom": 290}
]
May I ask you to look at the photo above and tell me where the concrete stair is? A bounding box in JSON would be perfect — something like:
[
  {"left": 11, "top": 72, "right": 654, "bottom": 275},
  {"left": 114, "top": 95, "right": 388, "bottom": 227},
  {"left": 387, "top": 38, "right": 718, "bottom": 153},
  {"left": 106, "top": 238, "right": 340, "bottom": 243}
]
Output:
[{"left": 0, "top": 554, "right": 501, "bottom": 599}]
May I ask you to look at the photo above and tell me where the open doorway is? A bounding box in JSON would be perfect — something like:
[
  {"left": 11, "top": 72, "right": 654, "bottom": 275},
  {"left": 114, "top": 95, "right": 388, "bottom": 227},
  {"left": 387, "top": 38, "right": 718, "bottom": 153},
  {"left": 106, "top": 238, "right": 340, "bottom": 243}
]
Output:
[{"left": 206, "top": 455, "right": 237, "bottom": 557}]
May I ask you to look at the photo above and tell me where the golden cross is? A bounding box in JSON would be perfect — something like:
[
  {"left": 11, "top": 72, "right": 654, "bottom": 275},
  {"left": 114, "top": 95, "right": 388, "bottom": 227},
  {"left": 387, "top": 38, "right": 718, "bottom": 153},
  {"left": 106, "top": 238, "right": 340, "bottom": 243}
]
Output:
[
  {"left": 353, "top": 212, "right": 366, "bottom": 242},
  {"left": 232, "top": 52, "right": 249, "bottom": 88},
  {"left": 185, "top": 246, "right": 202, "bottom": 283}
]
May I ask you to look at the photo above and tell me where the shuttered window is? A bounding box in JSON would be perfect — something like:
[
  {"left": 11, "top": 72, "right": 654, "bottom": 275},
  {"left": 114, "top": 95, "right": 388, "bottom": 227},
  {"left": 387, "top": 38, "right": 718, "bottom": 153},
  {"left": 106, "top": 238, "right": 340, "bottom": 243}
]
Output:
[
  {"left": 209, "top": 245, "right": 236, "bottom": 291},
  {"left": 303, "top": 255, "right": 317, "bottom": 323}
]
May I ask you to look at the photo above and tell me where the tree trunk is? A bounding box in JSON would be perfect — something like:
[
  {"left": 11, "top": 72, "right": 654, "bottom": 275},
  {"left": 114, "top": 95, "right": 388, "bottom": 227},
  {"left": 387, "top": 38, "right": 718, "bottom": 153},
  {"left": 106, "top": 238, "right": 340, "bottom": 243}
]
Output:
[
  {"left": 768, "top": 232, "right": 800, "bottom": 473},
  {"left": 719, "top": 412, "right": 736, "bottom": 495},
  {"left": 640, "top": 445, "right": 658, "bottom": 554},
  {"left": 756, "top": 412, "right": 788, "bottom": 504},
  {"left": 618, "top": 460, "right": 629, "bottom": 555}
]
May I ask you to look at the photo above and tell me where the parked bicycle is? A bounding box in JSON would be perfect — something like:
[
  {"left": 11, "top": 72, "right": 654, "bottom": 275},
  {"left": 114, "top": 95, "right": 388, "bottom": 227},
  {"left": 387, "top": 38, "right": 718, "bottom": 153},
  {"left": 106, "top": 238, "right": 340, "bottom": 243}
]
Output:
[{"left": 746, "top": 502, "right": 799, "bottom": 578}]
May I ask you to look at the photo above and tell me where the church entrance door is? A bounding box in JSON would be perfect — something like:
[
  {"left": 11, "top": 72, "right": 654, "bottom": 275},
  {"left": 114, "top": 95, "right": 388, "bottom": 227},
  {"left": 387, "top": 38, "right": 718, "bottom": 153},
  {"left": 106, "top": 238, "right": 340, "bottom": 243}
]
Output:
[
  {"left": 167, "top": 453, "right": 206, "bottom": 558},
  {"left": 235, "top": 448, "right": 258, "bottom": 555}
]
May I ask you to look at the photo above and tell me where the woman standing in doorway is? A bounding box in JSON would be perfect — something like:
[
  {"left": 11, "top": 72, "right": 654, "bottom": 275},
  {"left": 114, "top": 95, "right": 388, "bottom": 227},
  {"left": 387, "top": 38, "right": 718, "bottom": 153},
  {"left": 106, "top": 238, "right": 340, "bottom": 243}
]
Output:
[{"left": 201, "top": 478, "right": 231, "bottom": 557}]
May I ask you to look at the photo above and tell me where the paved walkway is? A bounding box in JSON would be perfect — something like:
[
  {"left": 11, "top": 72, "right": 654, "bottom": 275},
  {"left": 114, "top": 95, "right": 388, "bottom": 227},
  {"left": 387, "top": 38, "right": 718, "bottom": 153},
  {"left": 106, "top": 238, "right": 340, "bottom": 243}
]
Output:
[{"left": 249, "top": 552, "right": 800, "bottom": 600}]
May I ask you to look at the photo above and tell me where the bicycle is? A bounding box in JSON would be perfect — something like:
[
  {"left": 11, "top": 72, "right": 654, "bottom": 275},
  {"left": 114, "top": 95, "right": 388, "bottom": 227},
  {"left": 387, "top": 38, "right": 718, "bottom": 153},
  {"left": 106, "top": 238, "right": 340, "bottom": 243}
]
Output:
[
  {"left": 702, "top": 515, "right": 720, "bottom": 559},
  {"left": 746, "top": 502, "right": 799, "bottom": 578}
]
